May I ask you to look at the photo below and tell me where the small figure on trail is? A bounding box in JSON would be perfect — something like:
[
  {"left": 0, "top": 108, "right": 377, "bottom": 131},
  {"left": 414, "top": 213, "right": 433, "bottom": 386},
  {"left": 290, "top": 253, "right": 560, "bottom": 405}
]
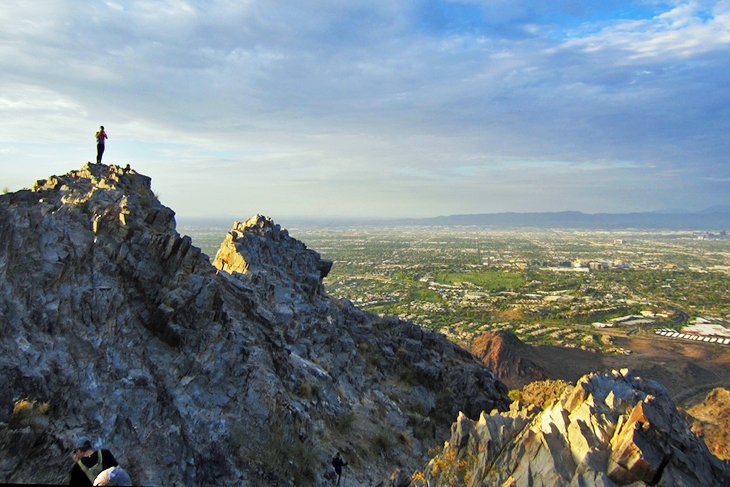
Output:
[
  {"left": 95, "top": 126, "right": 108, "bottom": 163},
  {"left": 69, "top": 436, "right": 120, "bottom": 487},
  {"left": 331, "top": 452, "right": 348, "bottom": 485}
]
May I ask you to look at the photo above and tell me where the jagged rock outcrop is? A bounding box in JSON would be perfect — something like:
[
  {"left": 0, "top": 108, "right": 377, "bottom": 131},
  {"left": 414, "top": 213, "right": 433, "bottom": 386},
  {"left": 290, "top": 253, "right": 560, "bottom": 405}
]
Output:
[
  {"left": 686, "top": 387, "right": 730, "bottom": 461},
  {"left": 0, "top": 163, "right": 508, "bottom": 486},
  {"left": 415, "top": 369, "right": 730, "bottom": 486},
  {"left": 213, "top": 215, "right": 333, "bottom": 311},
  {"left": 470, "top": 330, "right": 548, "bottom": 389}
]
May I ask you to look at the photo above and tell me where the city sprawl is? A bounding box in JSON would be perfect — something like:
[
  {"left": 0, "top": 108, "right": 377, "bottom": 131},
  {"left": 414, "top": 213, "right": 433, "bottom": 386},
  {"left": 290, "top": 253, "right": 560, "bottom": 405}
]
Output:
[{"left": 184, "top": 224, "right": 730, "bottom": 355}]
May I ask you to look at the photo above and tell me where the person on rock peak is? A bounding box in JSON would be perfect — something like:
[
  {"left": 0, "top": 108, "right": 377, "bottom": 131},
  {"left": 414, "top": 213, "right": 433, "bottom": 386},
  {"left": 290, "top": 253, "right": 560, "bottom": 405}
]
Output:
[{"left": 95, "top": 126, "right": 108, "bottom": 164}]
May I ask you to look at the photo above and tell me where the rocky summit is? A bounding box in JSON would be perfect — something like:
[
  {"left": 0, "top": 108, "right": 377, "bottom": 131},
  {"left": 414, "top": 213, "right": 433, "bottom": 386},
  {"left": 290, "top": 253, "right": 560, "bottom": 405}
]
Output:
[
  {"left": 414, "top": 369, "right": 729, "bottom": 486},
  {"left": 0, "top": 163, "right": 508, "bottom": 486}
]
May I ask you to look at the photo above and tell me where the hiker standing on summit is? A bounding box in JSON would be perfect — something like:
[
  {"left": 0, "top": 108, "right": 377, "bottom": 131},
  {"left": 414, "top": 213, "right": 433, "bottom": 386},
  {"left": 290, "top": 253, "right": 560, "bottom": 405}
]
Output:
[{"left": 95, "top": 126, "right": 108, "bottom": 163}]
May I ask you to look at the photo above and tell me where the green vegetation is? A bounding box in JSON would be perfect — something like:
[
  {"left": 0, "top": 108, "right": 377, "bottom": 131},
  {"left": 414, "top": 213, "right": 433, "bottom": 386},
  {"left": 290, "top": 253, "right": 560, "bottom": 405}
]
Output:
[
  {"left": 182, "top": 223, "right": 730, "bottom": 353},
  {"left": 434, "top": 269, "right": 526, "bottom": 291},
  {"left": 311, "top": 228, "right": 730, "bottom": 350},
  {"left": 406, "top": 286, "right": 442, "bottom": 303}
]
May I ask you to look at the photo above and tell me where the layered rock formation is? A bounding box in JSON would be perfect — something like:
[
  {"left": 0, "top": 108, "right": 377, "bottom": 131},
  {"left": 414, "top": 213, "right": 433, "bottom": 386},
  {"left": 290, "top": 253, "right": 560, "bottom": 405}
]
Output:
[
  {"left": 469, "top": 330, "right": 548, "bottom": 389},
  {"left": 0, "top": 163, "right": 508, "bottom": 486},
  {"left": 415, "top": 369, "right": 729, "bottom": 486}
]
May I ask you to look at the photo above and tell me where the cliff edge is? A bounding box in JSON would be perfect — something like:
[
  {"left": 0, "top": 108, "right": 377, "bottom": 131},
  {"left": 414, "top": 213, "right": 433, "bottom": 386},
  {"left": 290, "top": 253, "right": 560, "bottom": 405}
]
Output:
[{"left": 0, "top": 163, "right": 507, "bottom": 486}]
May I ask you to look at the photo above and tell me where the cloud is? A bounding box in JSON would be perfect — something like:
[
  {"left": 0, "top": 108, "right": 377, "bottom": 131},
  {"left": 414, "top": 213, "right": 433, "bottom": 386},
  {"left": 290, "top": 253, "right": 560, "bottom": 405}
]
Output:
[
  {"left": 560, "top": 0, "right": 730, "bottom": 59},
  {"left": 1, "top": 1, "right": 729, "bottom": 217}
]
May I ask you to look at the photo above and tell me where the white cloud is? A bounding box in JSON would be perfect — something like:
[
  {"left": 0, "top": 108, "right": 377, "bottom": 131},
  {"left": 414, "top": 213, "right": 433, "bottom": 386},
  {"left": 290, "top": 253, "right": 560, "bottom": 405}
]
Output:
[
  {"left": 561, "top": 1, "right": 730, "bottom": 59},
  {"left": 1, "top": 1, "right": 729, "bottom": 216}
]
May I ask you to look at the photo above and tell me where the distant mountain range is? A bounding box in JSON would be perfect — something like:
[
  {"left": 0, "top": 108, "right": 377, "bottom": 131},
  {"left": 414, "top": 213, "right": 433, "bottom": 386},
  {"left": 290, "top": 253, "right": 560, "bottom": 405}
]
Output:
[
  {"left": 396, "top": 208, "right": 730, "bottom": 230},
  {"left": 180, "top": 207, "right": 730, "bottom": 231}
]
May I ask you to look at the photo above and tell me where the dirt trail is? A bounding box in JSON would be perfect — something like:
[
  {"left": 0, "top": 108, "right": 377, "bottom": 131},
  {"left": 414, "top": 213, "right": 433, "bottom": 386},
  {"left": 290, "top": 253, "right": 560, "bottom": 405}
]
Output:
[
  {"left": 604, "top": 335, "right": 729, "bottom": 399},
  {"left": 527, "top": 334, "right": 730, "bottom": 404}
]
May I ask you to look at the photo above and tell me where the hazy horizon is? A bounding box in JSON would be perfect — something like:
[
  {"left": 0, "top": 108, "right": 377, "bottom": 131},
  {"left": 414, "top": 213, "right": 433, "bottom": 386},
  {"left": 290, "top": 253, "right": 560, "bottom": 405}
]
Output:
[
  {"left": 174, "top": 205, "right": 730, "bottom": 234},
  {"left": 2, "top": 1, "right": 729, "bottom": 219}
]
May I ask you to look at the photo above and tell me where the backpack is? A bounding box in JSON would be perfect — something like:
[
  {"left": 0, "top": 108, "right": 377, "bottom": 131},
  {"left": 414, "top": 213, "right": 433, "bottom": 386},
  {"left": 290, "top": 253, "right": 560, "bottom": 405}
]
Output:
[{"left": 77, "top": 450, "right": 106, "bottom": 483}]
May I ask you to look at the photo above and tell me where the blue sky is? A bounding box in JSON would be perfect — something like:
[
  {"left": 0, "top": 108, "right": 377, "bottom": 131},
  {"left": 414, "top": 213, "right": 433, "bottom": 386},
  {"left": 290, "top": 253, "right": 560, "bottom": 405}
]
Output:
[{"left": 1, "top": 0, "right": 729, "bottom": 219}]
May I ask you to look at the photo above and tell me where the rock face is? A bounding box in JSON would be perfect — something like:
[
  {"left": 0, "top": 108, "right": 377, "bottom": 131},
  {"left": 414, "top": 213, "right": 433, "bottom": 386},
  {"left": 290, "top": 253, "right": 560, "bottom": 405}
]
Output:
[
  {"left": 470, "top": 330, "right": 548, "bottom": 389},
  {"left": 416, "top": 369, "right": 730, "bottom": 486},
  {"left": 0, "top": 163, "right": 508, "bottom": 486},
  {"left": 687, "top": 387, "right": 730, "bottom": 461}
]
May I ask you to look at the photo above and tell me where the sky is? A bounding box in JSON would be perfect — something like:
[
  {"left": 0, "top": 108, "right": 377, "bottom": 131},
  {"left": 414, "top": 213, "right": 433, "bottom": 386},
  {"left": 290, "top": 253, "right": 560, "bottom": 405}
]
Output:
[{"left": 1, "top": 0, "right": 729, "bottom": 220}]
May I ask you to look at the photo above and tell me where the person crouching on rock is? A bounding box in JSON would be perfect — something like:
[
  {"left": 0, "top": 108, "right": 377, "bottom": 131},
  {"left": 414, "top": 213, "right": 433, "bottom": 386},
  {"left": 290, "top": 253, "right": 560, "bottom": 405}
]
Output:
[{"left": 69, "top": 436, "right": 121, "bottom": 486}]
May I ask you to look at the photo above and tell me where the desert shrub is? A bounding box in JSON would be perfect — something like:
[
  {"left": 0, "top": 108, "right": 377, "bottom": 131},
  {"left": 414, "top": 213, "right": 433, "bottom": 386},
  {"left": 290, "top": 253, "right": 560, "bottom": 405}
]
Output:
[
  {"left": 364, "top": 344, "right": 384, "bottom": 374},
  {"left": 398, "top": 364, "right": 420, "bottom": 386},
  {"left": 411, "top": 470, "right": 428, "bottom": 486},
  {"left": 12, "top": 399, "right": 49, "bottom": 420},
  {"left": 434, "top": 385, "right": 455, "bottom": 419},
  {"left": 520, "top": 379, "right": 571, "bottom": 408},
  {"left": 335, "top": 410, "right": 356, "bottom": 434},
  {"left": 372, "top": 426, "right": 398, "bottom": 453},
  {"left": 429, "top": 447, "right": 472, "bottom": 486},
  {"left": 507, "top": 389, "right": 522, "bottom": 403},
  {"left": 297, "top": 381, "right": 320, "bottom": 399},
  {"left": 232, "top": 403, "right": 319, "bottom": 485},
  {"left": 10, "top": 399, "right": 50, "bottom": 435},
  {"left": 408, "top": 412, "right": 436, "bottom": 442}
]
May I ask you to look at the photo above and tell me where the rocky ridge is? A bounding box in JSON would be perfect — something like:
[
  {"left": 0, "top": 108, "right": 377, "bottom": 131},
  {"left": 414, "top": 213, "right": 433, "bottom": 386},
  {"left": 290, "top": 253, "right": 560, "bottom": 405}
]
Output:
[
  {"left": 414, "top": 369, "right": 729, "bottom": 486},
  {"left": 469, "top": 330, "right": 548, "bottom": 389},
  {"left": 0, "top": 163, "right": 508, "bottom": 486}
]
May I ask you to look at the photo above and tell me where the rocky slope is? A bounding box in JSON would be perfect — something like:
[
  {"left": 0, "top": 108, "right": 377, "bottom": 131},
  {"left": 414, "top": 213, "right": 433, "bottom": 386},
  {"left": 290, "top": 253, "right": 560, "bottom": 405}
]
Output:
[
  {"left": 469, "top": 330, "right": 548, "bottom": 389},
  {"left": 414, "top": 369, "right": 729, "bottom": 486},
  {"left": 0, "top": 163, "right": 508, "bottom": 486},
  {"left": 686, "top": 387, "right": 730, "bottom": 461}
]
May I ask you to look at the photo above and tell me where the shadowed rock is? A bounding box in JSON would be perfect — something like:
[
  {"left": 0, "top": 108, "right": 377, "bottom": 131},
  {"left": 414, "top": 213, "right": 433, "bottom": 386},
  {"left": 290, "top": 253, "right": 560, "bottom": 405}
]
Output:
[{"left": 0, "top": 163, "right": 508, "bottom": 486}]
